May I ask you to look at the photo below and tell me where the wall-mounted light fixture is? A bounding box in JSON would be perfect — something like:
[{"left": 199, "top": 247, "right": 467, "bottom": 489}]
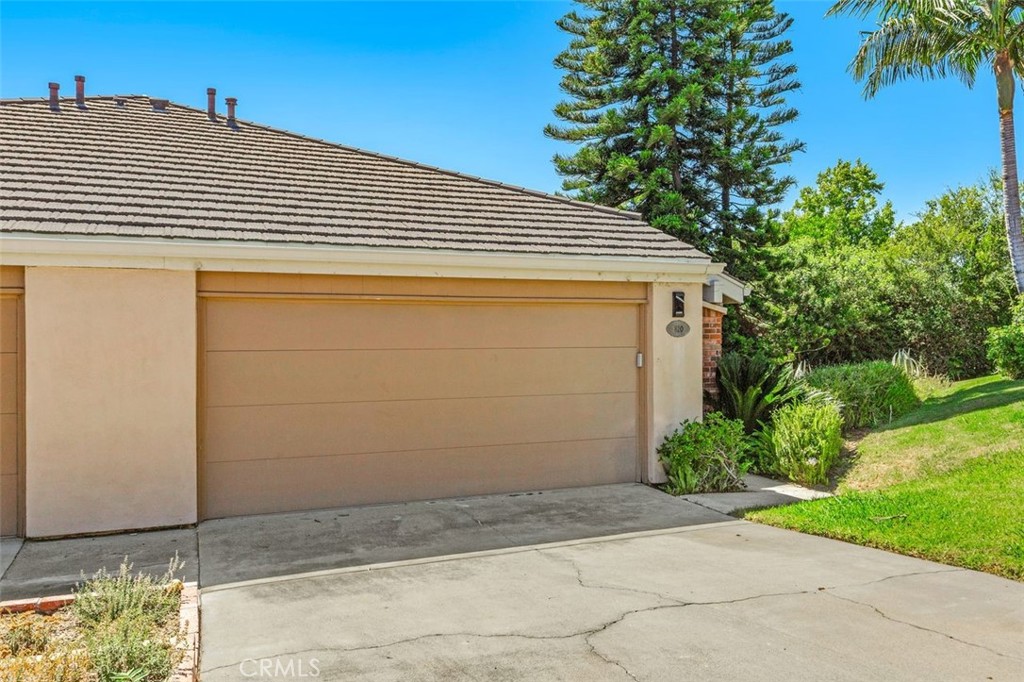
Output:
[{"left": 672, "top": 291, "right": 685, "bottom": 318}]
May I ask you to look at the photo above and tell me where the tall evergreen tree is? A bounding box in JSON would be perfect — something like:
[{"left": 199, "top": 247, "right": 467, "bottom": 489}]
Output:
[
  {"left": 546, "top": 0, "right": 803, "bottom": 283},
  {"left": 709, "top": 0, "right": 803, "bottom": 280}
]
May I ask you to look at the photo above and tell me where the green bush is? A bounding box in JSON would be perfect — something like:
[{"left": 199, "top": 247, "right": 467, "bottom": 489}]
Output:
[
  {"left": 85, "top": 614, "right": 177, "bottom": 682},
  {"left": 743, "top": 179, "right": 1017, "bottom": 379},
  {"left": 986, "top": 297, "right": 1024, "bottom": 380},
  {"left": 714, "top": 353, "right": 804, "bottom": 434},
  {"left": 73, "top": 558, "right": 181, "bottom": 631},
  {"left": 804, "top": 361, "right": 919, "bottom": 429},
  {"left": 72, "top": 557, "right": 183, "bottom": 682},
  {"left": 658, "top": 413, "right": 752, "bottom": 495},
  {"left": 758, "top": 399, "right": 843, "bottom": 486}
]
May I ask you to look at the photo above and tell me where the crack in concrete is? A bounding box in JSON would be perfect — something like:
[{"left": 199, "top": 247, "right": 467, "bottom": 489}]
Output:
[
  {"left": 201, "top": 628, "right": 632, "bottom": 675},
  {"left": 583, "top": 632, "right": 641, "bottom": 681},
  {"left": 201, "top": 558, "right": 996, "bottom": 678},
  {"left": 540, "top": 549, "right": 962, "bottom": 606},
  {"left": 454, "top": 505, "right": 520, "bottom": 547},
  {"left": 824, "top": 591, "right": 1022, "bottom": 662},
  {"left": 538, "top": 551, "right": 688, "bottom": 606},
  {"left": 202, "top": 591, "right": 825, "bottom": 676}
]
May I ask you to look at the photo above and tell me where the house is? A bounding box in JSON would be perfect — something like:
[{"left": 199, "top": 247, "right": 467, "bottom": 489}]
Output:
[{"left": 0, "top": 79, "right": 746, "bottom": 538}]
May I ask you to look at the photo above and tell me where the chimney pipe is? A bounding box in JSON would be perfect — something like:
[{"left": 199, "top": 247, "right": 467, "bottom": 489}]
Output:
[
  {"left": 75, "top": 75, "right": 85, "bottom": 107},
  {"left": 225, "top": 97, "right": 237, "bottom": 124},
  {"left": 206, "top": 87, "right": 217, "bottom": 120},
  {"left": 48, "top": 82, "right": 60, "bottom": 111}
]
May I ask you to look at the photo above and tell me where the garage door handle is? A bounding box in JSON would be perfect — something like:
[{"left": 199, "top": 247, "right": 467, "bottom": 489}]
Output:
[{"left": 636, "top": 352, "right": 644, "bottom": 368}]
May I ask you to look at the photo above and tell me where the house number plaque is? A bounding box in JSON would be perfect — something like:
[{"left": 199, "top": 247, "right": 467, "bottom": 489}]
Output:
[{"left": 666, "top": 320, "right": 690, "bottom": 337}]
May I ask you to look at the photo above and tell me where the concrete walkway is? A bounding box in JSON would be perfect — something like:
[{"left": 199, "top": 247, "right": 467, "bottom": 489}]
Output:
[
  {"left": 681, "top": 473, "right": 831, "bottom": 515},
  {"left": 0, "top": 528, "right": 198, "bottom": 600}
]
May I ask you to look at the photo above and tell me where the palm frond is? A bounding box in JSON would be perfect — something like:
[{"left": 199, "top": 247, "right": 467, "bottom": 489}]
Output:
[
  {"left": 851, "top": 13, "right": 981, "bottom": 96},
  {"left": 827, "top": 0, "right": 960, "bottom": 21}
]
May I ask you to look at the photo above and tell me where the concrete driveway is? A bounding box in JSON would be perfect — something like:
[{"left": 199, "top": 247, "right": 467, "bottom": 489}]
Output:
[
  {"left": 2, "top": 483, "right": 1021, "bottom": 680},
  {"left": 197, "top": 487, "right": 1024, "bottom": 682}
]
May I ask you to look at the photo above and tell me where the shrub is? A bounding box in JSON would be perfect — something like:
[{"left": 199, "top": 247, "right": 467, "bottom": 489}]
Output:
[
  {"left": 804, "top": 361, "right": 919, "bottom": 429},
  {"left": 758, "top": 400, "right": 843, "bottom": 486},
  {"left": 72, "top": 557, "right": 184, "bottom": 682},
  {"left": 658, "top": 413, "right": 752, "bottom": 495},
  {"left": 85, "top": 614, "right": 178, "bottom": 682},
  {"left": 986, "top": 297, "right": 1024, "bottom": 380},
  {"left": 747, "top": 179, "right": 1017, "bottom": 379},
  {"left": 714, "top": 353, "right": 804, "bottom": 434},
  {"left": 73, "top": 557, "right": 182, "bottom": 632}
]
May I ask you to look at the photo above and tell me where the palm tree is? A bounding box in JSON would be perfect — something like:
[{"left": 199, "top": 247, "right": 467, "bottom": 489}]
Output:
[{"left": 827, "top": 0, "right": 1024, "bottom": 293}]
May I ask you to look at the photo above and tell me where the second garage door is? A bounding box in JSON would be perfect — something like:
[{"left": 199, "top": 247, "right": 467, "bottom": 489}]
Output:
[{"left": 200, "top": 281, "right": 644, "bottom": 519}]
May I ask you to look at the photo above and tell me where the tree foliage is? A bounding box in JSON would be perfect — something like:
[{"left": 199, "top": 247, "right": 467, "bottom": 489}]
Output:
[
  {"left": 782, "top": 158, "right": 896, "bottom": 246},
  {"left": 546, "top": 0, "right": 803, "bottom": 280},
  {"left": 826, "top": 0, "right": 1024, "bottom": 292},
  {"left": 753, "top": 164, "right": 1015, "bottom": 378}
]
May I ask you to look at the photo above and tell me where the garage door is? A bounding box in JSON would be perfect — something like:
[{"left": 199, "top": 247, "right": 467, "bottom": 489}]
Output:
[
  {"left": 0, "top": 267, "right": 23, "bottom": 536},
  {"left": 200, "top": 279, "right": 643, "bottom": 519}
]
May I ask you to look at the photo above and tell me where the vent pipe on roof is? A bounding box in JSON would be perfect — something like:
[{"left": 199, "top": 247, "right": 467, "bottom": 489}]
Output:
[
  {"left": 206, "top": 87, "right": 217, "bottom": 120},
  {"left": 48, "top": 82, "right": 60, "bottom": 111},
  {"left": 150, "top": 97, "right": 168, "bottom": 112},
  {"left": 75, "top": 75, "right": 85, "bottom": 107},
  {"left": 225, "top": 97, "right": 237, "bottom": 124}
]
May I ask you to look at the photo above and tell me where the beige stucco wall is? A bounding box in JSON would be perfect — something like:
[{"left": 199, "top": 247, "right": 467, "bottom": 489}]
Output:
[
  {"left": 648, "top": 282, "right": 705, "bottom": 483},
  {"left": 24, "top": 267, "right": 197, "bottom": 537}
]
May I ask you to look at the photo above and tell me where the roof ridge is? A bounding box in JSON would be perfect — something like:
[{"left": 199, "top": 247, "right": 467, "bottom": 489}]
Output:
[{"left": 1, "top": 95, "right": 151, "bottom": 102}]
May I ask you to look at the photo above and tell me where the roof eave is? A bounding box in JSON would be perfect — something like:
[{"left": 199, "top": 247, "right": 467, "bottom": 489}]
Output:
[
  {"left": 0, "top": 232, "right": 725, "bottom": 283},
  {"left": 703, "top": 271, "right": 751, "bottom": 305}
]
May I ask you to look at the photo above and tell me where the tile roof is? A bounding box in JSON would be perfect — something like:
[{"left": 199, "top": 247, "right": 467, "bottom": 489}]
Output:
[{"left": 0, "top": 95, "right": 708, "bottom": 260}]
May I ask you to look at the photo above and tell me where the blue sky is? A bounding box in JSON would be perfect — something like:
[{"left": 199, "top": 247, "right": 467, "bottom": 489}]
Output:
[{"left": 0, "top": 1, "right": 1000, "bottom": 221}]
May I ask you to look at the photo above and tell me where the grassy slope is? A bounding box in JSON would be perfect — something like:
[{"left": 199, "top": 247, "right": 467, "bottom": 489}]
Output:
[
  {"left": 841, "top": 376, "right": 1024, "bottom": 491},
  {"left": 748, "top": 376, "right": 1024, "bottom": 581}
]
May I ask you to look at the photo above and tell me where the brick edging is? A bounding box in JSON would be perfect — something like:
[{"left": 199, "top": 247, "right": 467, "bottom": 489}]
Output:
[
  {"left": 0, "top": 582, "right": 200, "bottom": 682},
  {"left": 0, "top": 593, "right": 75, "bottom": 614},
  {"left": 172, "top": 582, "right": 200, "bottom": 682}
]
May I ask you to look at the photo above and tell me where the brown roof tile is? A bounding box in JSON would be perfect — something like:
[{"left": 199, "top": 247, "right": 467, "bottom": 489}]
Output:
[{"left": 0, "top": 96, "right": 708, "bottom": 260}]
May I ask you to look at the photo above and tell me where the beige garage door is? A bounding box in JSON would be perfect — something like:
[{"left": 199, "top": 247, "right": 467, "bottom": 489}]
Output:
[
  {"left": 200, "top": 278, "right": 643, "bottom": 519},
  {"left": 0, "top": 267, "right": 23, "bottom": 536}
]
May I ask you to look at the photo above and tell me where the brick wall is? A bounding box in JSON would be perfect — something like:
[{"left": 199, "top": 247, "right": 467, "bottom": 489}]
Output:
[{"left": 703, "top": 306, "right": 724, "bottom": 410}]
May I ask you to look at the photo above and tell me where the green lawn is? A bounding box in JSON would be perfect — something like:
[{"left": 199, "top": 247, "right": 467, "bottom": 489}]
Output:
[{"left": 747, "top": 376, "right": 1024, "bottom": 581}]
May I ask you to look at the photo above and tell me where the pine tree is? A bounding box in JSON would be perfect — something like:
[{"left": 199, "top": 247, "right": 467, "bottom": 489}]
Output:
[
  {"left": 708, "top": 0, "right": 803, "bottom": 282},
  {"left": 546, "top": 0, "right": 803, "bottom": 279},
  {"left": 545, "top": 0, "right": 723, "bottom": 248}
]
